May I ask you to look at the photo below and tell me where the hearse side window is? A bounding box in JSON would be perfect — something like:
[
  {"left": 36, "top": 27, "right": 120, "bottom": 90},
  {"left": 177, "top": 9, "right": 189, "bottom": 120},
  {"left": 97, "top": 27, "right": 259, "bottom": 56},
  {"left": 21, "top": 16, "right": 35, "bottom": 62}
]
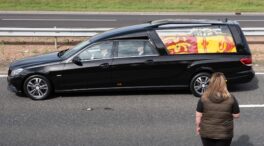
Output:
[
  {"left": 156, "top": 25, "right": 237, "bottom": 55},
  {"left": 117, "top": 40, "right": 157, "bottom": 58},
  {"left": 78, "top": 42, "right": 113, "bottom": 61}
]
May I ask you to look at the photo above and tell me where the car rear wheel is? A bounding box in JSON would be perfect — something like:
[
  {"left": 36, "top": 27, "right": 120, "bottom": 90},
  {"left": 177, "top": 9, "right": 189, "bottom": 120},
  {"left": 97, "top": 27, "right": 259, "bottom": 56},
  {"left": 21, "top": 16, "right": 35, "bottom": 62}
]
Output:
[
  {"left": 190, "top": 72, "right": 211, "bottom": 97},
  {"left": 23, "top": 75, "right": 51, "bottom": 100}
]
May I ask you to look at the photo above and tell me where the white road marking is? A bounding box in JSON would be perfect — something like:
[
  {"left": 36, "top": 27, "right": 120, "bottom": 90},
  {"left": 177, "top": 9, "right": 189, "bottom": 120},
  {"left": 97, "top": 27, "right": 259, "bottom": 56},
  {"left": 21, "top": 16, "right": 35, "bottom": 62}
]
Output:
[
  {"left": 237, "top": 19, "right": 264, "bottom": 22},
  {"left": 2, "top": 18, "right": 117, "bottom": 22},
  {"left": 240, "top": 104, "right": 264, "bottom": 108}
]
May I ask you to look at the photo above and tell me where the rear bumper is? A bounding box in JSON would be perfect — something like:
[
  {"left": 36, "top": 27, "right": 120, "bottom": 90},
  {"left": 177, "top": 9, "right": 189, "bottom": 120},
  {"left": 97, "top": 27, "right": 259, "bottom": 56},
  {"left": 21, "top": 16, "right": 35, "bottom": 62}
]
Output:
[{"left": 227, "top": 69, "right": 255, "bottom": 84}]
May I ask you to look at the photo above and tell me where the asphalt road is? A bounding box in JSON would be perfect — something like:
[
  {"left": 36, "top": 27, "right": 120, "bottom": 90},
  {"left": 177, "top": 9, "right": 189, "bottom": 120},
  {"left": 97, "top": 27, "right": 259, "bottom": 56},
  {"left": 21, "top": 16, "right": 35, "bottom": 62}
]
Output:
[
  {"left": 1, "top": 12, "right": 264, "bottom": 28},
  {"left": 1, "top": 11, "right": 264, "bottom": 146},
  {"left": 0, "top": 74, "right": 263, "bottom": 146}
]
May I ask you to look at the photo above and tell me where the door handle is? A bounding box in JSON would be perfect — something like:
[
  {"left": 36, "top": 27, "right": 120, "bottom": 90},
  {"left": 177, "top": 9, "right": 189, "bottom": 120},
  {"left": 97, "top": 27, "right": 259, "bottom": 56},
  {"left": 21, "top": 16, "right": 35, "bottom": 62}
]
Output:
[
  {"left": 144, "top": 59, "right": 154, "bottom": 64},
  {"left": 99, "top": 63, "right": 109, "bottom": 69}
]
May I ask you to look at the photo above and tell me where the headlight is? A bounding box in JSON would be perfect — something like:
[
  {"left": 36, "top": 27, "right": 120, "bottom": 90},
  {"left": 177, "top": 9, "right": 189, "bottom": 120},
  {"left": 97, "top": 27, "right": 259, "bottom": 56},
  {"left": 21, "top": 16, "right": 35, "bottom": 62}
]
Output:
[{"left": 11, "top": 68, "right": 24, "bottom": 76}]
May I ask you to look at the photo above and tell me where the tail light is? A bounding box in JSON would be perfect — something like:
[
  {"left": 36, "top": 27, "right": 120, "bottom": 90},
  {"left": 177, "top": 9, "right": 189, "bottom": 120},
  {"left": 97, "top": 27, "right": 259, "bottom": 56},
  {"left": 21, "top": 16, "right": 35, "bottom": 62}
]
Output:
[{"left": 240, "top": 57, "right": 252, "bottom": 66}]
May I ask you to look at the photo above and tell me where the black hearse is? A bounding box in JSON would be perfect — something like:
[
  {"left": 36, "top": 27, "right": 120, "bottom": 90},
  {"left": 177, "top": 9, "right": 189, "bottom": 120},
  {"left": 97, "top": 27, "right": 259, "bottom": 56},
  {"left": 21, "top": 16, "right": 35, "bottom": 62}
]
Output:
[{"left": 8, "top": 19, "right": 254, "bottom": 100}]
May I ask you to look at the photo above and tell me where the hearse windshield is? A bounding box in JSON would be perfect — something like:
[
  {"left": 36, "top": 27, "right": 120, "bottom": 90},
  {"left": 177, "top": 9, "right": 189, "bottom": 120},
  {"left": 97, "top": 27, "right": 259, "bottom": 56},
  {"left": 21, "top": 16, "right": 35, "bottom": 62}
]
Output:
[{"left": 59, "top": 39, "right": 90, "bottom": 59}]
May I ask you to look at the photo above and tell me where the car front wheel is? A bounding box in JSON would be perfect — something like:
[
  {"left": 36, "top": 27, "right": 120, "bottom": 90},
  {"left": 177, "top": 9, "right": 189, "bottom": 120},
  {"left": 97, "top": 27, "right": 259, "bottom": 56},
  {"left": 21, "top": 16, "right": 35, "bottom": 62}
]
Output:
[
  {"left": 23, "top": 75, "right": 51, "bottom": 100},
  {"left": 190, "top": 72, "right": 211, "bottom": 97}
]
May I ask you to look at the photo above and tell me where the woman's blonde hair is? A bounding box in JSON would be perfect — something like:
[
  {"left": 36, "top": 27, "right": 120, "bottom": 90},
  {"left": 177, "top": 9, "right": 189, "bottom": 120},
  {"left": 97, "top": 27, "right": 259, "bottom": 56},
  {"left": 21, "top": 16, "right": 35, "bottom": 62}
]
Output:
[{"left": 202, "top": 72, "right": 231, "bottom": 101}]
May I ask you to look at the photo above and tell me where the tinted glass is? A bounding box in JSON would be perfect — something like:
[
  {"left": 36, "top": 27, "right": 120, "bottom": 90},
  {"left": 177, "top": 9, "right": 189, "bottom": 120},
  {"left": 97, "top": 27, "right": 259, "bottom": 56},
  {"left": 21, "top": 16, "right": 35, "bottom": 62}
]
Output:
[
  {"left": 78, "top": 42, "right": 113, "bottom": 60},
  {"left": 61, "top": 40, "right": 90, "bottom": 59},
  {"left": 156, "top": 25, "right": 237, "bottom": 55},
  {"left": 117, "top": 41, "right": 157, "bottom": 57}
]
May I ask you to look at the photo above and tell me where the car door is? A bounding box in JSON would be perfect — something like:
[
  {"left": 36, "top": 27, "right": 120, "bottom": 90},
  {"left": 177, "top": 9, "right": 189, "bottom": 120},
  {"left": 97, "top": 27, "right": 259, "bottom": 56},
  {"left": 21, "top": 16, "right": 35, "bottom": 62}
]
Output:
[
  {"left": 111, "top": 40, "right": 161, "bottom": 87},
  {"left": 59, "top": 41, "right": 113, "bottom": 90}
]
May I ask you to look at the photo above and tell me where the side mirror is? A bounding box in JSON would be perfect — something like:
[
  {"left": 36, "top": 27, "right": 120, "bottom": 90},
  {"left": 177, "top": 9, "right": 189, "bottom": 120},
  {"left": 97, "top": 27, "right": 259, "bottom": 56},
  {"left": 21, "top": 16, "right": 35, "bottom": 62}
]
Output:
[{"left": 72, "top": 56, "right": 82, "bottom": 66}]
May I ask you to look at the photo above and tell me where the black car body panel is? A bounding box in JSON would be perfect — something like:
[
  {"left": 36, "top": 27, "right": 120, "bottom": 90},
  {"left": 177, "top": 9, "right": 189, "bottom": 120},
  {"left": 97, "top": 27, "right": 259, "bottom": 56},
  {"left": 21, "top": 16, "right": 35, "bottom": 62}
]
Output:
[
  {"left": 7, "top": 19, "right": 255, "bottom": 97},
  {"left": 9, "top": 52, "right": 62, "bottom": 70}
]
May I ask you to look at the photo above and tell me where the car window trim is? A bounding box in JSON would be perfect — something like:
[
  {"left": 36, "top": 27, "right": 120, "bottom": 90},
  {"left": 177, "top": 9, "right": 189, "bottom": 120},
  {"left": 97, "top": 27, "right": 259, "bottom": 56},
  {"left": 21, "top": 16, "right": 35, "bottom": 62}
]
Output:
[
  {"left": 113, "top": 54, "right": 159, "bottom": 59},
  {"left": 147, "top": 30, "right": 168, "bottom": 56},
  {"left": 145, "top": 39, "right": 159, "bottom": 55},
  {"left": 228, "top": 25, "right": 247, "bottom": 54},
  {"left": 79, "top": 58, "right": 113, "bottom": 63}
]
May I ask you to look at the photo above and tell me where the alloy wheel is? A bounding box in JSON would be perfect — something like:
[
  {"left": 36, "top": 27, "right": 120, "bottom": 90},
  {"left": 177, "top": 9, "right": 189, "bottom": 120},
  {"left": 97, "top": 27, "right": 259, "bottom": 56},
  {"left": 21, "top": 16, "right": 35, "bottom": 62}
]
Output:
[
  {"left": 193, "top": 76, "right": 210, "bottom": 96},
  {"left": 26, "top": 77, "right": 48, "bottom": 99}
]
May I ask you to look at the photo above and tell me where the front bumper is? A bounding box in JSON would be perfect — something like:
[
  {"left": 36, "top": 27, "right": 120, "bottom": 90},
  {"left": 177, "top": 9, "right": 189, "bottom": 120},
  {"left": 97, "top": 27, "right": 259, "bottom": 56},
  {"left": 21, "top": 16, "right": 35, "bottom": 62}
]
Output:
[{"left": 7, "top": 75, "right": 24, "bottom": 93}]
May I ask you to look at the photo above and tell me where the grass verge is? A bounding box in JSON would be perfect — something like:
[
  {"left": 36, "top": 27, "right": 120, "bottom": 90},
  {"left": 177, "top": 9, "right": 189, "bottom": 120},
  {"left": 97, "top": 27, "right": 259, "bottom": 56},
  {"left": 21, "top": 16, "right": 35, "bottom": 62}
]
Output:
[{"left": 0, "top": 0, "right": 264, "bottom": 12}]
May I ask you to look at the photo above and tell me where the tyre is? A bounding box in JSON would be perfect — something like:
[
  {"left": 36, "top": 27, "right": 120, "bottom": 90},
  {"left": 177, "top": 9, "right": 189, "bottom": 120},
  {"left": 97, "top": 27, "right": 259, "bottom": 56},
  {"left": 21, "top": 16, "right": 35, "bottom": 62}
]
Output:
[
  {"left": 23, "top": 75, "right": 52, "bottom": 100},
  {"left": 190, "top": 72, "right": 211, "bottom": 97}
]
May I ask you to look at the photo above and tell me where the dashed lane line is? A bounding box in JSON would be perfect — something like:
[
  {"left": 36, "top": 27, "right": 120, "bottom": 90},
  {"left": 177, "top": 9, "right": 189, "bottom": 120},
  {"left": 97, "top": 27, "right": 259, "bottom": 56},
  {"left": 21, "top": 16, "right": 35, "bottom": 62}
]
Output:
[
  {"left": 240, "top": 104, "right": 264, "bottom": 108},
  {"left": 2, "top": 18, "right": 117, "bottom": 22}
]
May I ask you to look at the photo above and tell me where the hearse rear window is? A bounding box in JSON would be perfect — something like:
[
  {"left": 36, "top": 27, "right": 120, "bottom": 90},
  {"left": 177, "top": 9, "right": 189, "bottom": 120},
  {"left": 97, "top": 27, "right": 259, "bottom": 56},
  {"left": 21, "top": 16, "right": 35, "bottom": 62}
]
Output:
[{"left": 156, "top": 25, "right": 237, "bottom": 55}]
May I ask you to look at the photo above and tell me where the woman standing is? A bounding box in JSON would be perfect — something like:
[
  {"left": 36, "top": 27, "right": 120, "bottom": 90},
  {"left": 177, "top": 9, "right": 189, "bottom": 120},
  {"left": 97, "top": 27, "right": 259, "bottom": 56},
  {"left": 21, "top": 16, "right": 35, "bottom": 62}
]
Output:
[{"left": 195, "top": 72, "right": 240, "bottom": 146}]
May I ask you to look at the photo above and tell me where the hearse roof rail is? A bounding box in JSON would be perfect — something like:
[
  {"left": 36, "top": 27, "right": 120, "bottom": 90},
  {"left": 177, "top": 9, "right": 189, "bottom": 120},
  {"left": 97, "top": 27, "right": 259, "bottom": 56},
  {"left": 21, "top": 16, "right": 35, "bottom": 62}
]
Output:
[{"left": 150, "top": 19, "right": 238, "bottom": 26}]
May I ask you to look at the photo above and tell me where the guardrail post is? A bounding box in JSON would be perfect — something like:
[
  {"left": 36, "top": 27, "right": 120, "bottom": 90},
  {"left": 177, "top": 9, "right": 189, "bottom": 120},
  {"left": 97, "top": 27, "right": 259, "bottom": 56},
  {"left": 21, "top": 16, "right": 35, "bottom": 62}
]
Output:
[
  {"left": 54, "top": 36, "right": 58, "bottom": 50},
  {"left": 0, "top": 42, "right": 5, "bottom": 57},
  {"left": 54, "top": 26, "right": 58, "bottom": 49}
]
